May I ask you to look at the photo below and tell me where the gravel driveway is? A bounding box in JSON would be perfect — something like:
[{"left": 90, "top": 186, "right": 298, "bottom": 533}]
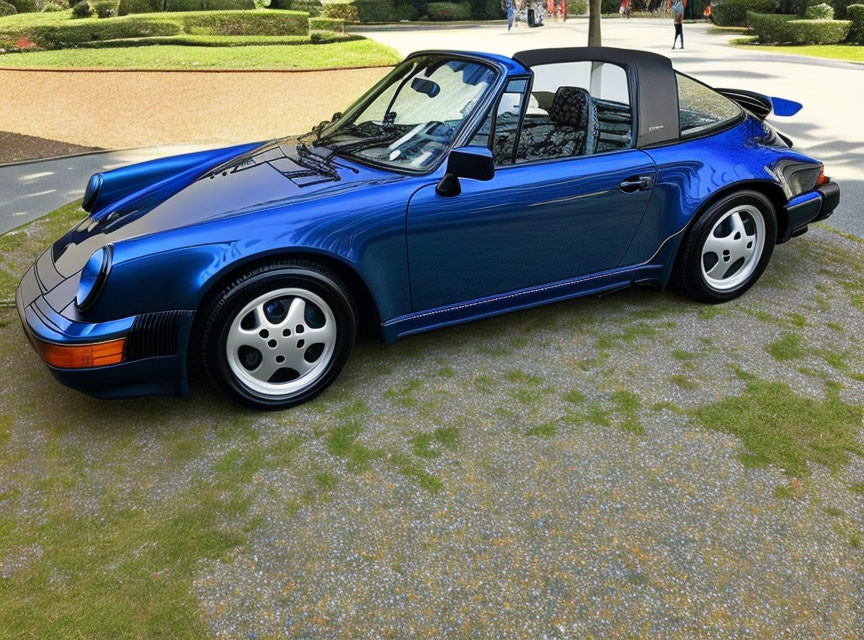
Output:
[{"left": 1, "top": 217, "right": 862, "bottom": 638}]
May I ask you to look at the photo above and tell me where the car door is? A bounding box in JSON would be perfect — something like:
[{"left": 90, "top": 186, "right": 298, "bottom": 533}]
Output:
[{"left": 406, "top": 63, "right": 657, "bottom": 312}]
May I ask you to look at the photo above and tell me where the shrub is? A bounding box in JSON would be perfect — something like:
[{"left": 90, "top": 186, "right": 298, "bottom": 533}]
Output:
[
  {"left": 747, "top": 11, "right": 797, "bottom": 41},
  {"left": 0, "top": 0, "right": 17, "bottom": 15},
  {"left": 7, "top": 0, "right": 36, "bottom": 12},
  {"left": 42, "top": 0, "right": 66, "bottom": 9},
  {"left": 0, "top": 14, "right": 181, "bottom": 47},
  {"left": 804, "top": 2, "right": 833, "bottom": 17},
  {"left": 180, "top": 9, "right": 308, "bottom": 33},
  {"left": 788, "top": 0, "right": 820, "bottom": 13},
  {"left": 394, "top": 2, "right": 416, "bottom": 19},
  {"left": 309, "top": 14, "right": 343, "bottom": 27},
  {"left": 425, "top": 0, "right": 470, "bottom": 19},
  {"left": 483, "top": 0, "right": 500, "bottom": 17},
  {"left": 788, "top": 17, "right": 851, "bottom": 42},
  {"left": 600, "top": 0, "right": 618, "bottom": 12},
  {"left": 164, "top": 0, "right": 201, "bottom": 10},
  {"left": 286, "top": 0, "right": 321, "bottom": 14},
  {"left": 72, "top": 0, "right": 93, "bottom": 15},
  {"left": 748, "top": 10, "right": 851, "bottom": 42},
  {"left": 712, "top": 0, "right": 773, "bottom": 26},
  {"left": 569, "top": 0, "right": 587, "bottom": 14},
  {"left": 208, "top": 0, "right": 255, "bottom": 6},
  {"left": 322, "top": 0, "right": 392, "bottom": 22},
  {"left": 831, "top": 0, "right": 856, "bottom": 18},
  {"left": 465, "top": 0, "right": 492, "bottom": 17},
  {"left": 847, "top": 2, "right": 864, "bottom": 39},
  {"left": 94, "top": 0, "right": 120, "bottom": 15},
  {"left": 117, "top": 0, "right": 160, "bottom": 13}
]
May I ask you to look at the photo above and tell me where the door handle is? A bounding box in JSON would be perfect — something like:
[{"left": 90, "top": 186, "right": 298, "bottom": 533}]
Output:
[{"left": 619, "top": 175, "right": 653, "bottom": 193}]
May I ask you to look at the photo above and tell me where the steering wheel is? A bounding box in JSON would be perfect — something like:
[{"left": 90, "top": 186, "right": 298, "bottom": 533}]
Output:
[{"left": 411, "top": 121, "right": 452, "bottom": 145}]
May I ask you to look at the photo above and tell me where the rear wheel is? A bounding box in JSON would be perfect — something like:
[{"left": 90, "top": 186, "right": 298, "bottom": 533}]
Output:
[
  {"left": 200, "top": 261, "right": 357, "bottom": 410},
  {"left": 674, "top": 190, "right": 777, "bottom": 303}
]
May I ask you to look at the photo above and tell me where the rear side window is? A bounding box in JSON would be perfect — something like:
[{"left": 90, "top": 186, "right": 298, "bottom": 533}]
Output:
[{"left": 677, "top": 73, "right": 741, "bottom": 137}]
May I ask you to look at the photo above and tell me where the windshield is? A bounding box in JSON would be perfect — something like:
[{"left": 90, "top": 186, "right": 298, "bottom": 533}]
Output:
[{"left": 312, "top": 55, "right": 498, "bottom": 171}]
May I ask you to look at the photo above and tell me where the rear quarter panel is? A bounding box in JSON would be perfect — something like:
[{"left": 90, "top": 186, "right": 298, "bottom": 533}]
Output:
[{"left": 622, "top": 116, "right": 818, "bottom": 267}]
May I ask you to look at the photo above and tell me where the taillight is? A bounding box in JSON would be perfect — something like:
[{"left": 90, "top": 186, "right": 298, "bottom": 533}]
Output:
[{"left": 816, "top": 166, "right": 830, "bottom": 187}]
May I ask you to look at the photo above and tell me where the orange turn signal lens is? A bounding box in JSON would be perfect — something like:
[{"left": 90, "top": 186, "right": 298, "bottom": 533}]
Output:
[{"left": 30, "top": 336, "right": 125, "bottom": 369}]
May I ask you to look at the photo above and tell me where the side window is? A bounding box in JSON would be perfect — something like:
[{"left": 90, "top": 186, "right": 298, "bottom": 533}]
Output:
[
  {"left": 470, "top": 79, "right": 527, "bottom": 166},
  {"left": 516, "top": 61, "right": 632, "bottom": 164},
  {"left": 677, "top": 72, "right": 741, "bottom": 137}
]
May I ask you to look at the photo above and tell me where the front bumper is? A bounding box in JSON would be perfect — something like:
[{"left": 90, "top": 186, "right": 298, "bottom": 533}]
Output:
[
  {"left": 780, "top": 181, "right": 840, "bottom": 242},
  {"left": 16, "top": 251, "right": 194, "bottom": 399}
]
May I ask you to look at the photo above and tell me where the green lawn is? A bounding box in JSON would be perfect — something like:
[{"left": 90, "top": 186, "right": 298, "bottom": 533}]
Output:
[
  {"left": 0, "top": 38, "right": 399, "bottom": 70},
  {"left": 731, "top": 37, "right": 864, "bottom": 63}
]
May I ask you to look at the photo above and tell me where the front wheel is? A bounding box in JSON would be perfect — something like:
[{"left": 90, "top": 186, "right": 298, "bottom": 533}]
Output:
[
  {"left": 200, "top": 261, "right": 357, "bottom": 410},
  {"left": 673, "top": 190, "right": 777, "bottom": 303}
]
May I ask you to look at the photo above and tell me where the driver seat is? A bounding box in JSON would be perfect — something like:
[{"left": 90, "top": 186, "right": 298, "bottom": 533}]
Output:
[{"left": 516, "top": 86, "right": 597, "bottom": 162}]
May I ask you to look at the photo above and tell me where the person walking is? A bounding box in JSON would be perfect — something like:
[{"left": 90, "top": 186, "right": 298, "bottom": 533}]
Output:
[
  {"left": 504, "top": 0, "right": 517, "bottom": 30},
  {"left": 671, "top": 0, "right": 685, "bottom": 48}
]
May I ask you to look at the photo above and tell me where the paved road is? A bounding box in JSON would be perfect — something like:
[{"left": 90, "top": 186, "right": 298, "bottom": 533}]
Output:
[
  {"left": 1, "top": 20, "right": 861, "bottom": 236},
  {"left": 0, "top": 145, "right": 215, "bottom": 234},
  {"left": 357, "top": 19, "right": 864, "bottom": 237}
]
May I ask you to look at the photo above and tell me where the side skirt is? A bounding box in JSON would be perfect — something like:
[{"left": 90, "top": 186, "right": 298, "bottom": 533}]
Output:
[{"left": 380, "top": 263, "right": 666, "bottom": 344}]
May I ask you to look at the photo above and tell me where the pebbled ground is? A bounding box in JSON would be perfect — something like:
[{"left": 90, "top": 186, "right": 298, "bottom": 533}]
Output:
[{"left": 0, "top": 217, "right": 862, "bottom": 638}]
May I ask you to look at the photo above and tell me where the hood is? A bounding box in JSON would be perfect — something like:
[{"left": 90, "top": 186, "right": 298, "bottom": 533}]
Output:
[{"left": 53, "top": 138, "right": 402, "bottom": 277}]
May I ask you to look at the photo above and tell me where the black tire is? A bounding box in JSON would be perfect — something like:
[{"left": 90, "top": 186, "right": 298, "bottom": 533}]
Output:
[
  {"left": 673, "top": 189, "right": 777, "bottom": 303},
  {"left": 199, "top": 261, "right": 357, "bottom": 410}
]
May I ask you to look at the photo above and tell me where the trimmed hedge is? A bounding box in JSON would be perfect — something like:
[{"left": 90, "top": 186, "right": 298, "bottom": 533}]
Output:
[
  {"left": 321, "top": 0, "right": 392, "bottom": 22},
  {"left": 71, "top": 31, "right": 359, "bottom": 45},
  {"left": 748, "top": 11, "right": 851, "bottom": 42},
  {"left": 0, "top": 0, "right": 17, "bottom": 15},
  {"left": 425, "top": 1, "right": 470, "bottom": 19},
  {"left": 747, "top": 10, "right": 796, "bottom": 40},
  {"left": 118, "top": 0, "right": 161, "bottom": 14},
  {"left": 0, "top": 15, "right": 181, "bottom": 49},
  {"left": 309, "top": 14, "right": 343, "bottom": 28},
  {"left": 164, "top": 0, "right": 199, "bottom": 9},
  {"left": 712, "top": 0, "right": 773, "bottom": 26},
  {"left": 804, "top": 2, "right": 834, "bottom": 17},
  {"left": 848, "top": 2, "right": 864, "bottom": 40},
  {"left": 180, "top": 9, "right": 306, "bottom": 34},
  {"left": 789, "top": 17, "right": 851, "bottom": 41},
  {"left": 0, "top": 10, "right": 308, "bottom": 49}
]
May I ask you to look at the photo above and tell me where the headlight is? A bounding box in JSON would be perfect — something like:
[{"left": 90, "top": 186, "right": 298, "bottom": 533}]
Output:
[
  {"left": 75, "top": 245, "right": 112, "bottom": 311},
  {"left": 82, "top": 173, "right": 103, "bottom": 213}
]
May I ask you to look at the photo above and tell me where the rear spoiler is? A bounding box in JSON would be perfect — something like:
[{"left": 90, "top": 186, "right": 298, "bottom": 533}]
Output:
[{"left": 716, "top": 88, "right": 802, "bottom": 120}]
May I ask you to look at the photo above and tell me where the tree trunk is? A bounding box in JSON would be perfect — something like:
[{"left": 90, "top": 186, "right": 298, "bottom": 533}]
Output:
[{"left": 588, "top": 0, "right": 602, "bottom": 46}]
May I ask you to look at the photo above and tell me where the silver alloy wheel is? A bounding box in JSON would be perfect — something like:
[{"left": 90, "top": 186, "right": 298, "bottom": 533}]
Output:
[
  {"left": 225, "top": 287, "right": 337, "bottom": 398},
  {"left": 700, "top": 204, "right": 766, "bottom": 291}
]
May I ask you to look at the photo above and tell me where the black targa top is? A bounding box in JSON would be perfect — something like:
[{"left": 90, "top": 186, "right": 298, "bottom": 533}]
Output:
[{"left": 512, "top": 47, "right": 681, "bottom": 149}]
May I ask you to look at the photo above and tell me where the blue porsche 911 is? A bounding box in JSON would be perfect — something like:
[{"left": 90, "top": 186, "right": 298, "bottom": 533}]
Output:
[{"left": 17, "top": 47, "right": 840, "bottom": 409}]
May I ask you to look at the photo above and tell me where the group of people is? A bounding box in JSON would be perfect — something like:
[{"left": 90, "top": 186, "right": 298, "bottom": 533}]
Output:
[
  {"left": 504, "top": 0, "right": 688, "bottom": 51},
  {"left": 504, "top": 0, "right": 568, "bottom": 31}
]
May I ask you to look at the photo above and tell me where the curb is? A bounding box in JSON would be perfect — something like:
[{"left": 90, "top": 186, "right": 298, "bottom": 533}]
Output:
[
  {"left": 0, "top": 146, "right": 117, "bottom": 169},
  {"left": 0, "top": 64, "right": 395, "bottom": 74}
]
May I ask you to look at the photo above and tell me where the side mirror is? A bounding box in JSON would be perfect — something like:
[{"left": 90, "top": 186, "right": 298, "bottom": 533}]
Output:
[{"left": 436, "top": 146, "right": 495, "bottom": 197}]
